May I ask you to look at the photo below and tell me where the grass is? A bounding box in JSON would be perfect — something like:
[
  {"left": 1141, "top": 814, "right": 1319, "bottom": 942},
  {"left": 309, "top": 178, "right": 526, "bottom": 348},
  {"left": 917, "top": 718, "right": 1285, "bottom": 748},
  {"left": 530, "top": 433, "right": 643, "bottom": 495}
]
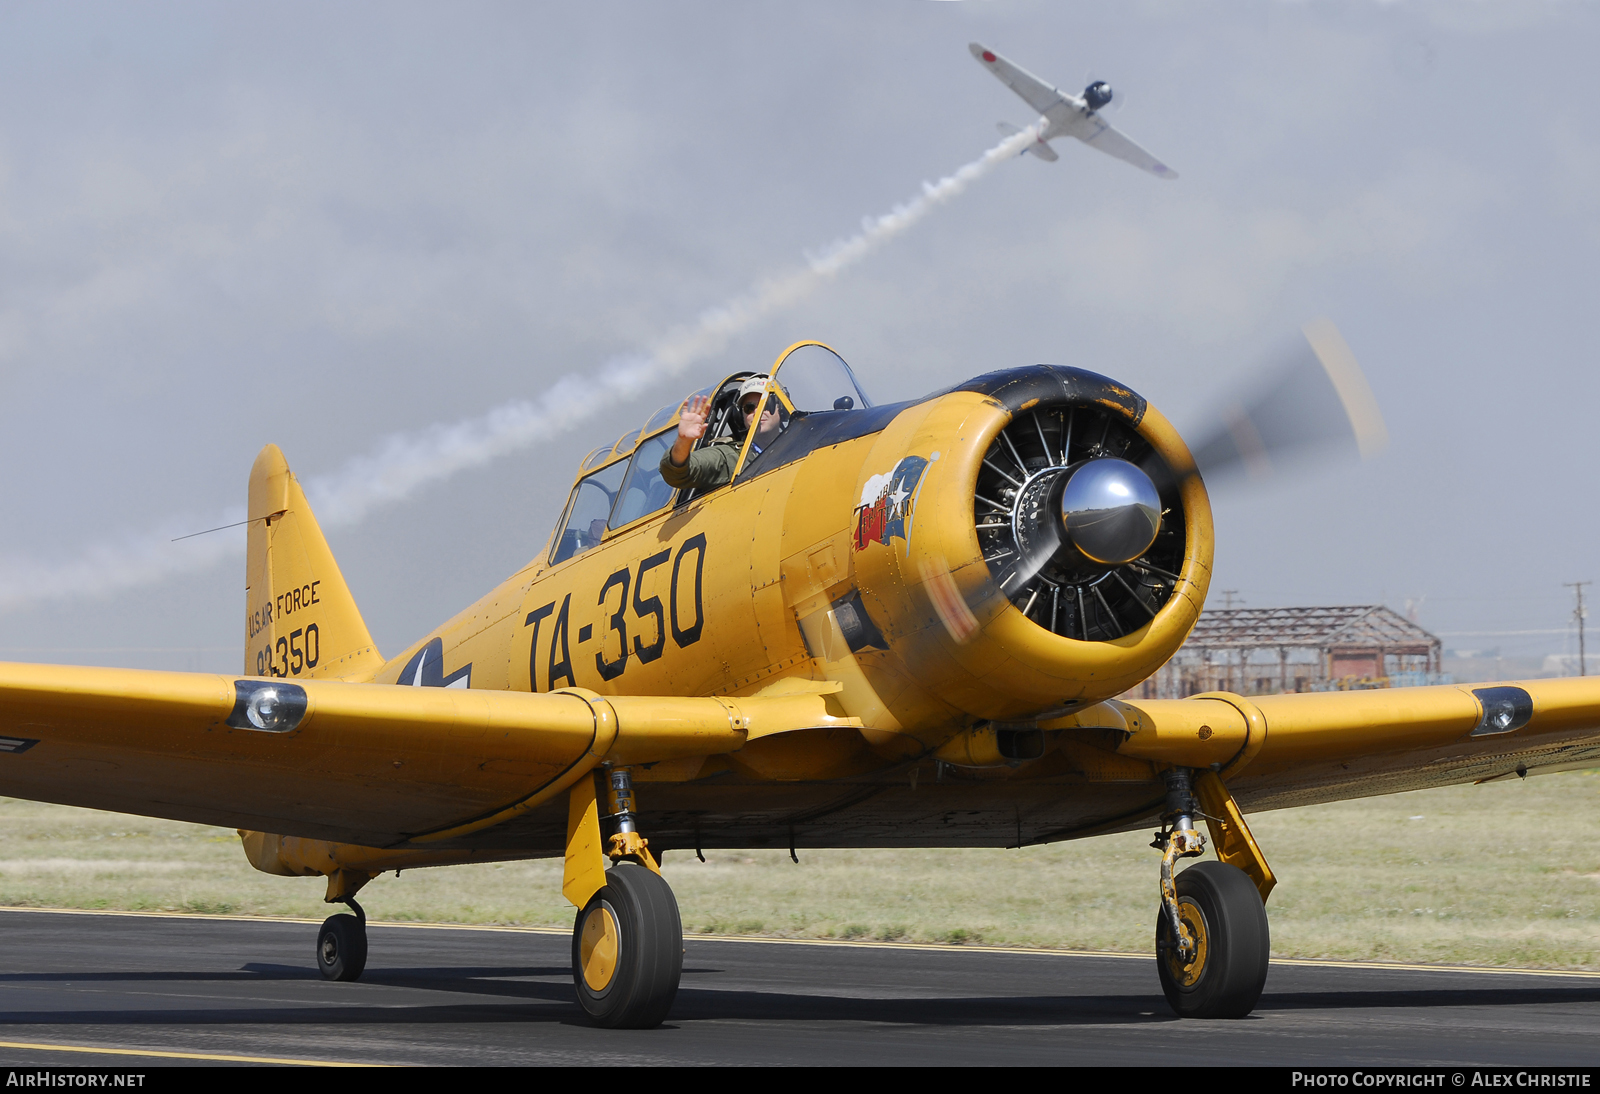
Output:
[{"left": 0, "top": 771, "right": 1595, "bottom": 969}]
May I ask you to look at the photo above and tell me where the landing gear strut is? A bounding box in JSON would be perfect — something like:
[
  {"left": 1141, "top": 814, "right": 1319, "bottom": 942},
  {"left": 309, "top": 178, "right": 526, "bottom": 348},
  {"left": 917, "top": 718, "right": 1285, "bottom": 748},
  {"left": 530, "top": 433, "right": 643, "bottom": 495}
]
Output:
[
  {"left": 569, "top": 766, "right": 683, "bottom": 1028},
  {"left": 1152, "top": 768, "right": 1269, "bottom": 1018},
  {"left": 317, "top": 897, "right": 368, "bottom": 982}
]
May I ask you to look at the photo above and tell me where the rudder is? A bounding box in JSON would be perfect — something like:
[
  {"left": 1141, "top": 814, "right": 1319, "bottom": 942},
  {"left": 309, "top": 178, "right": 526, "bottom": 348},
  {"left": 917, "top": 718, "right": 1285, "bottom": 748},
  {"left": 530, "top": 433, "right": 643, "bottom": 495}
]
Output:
[{"left": 245, "top": 444, "right": 383, "bottom": 680}]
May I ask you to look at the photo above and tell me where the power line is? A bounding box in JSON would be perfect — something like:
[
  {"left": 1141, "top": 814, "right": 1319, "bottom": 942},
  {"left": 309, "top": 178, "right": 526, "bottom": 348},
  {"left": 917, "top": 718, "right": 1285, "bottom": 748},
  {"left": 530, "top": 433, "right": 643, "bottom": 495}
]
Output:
[{"left": 1436, "top": 629, "right": 1572, "bottom": 637}]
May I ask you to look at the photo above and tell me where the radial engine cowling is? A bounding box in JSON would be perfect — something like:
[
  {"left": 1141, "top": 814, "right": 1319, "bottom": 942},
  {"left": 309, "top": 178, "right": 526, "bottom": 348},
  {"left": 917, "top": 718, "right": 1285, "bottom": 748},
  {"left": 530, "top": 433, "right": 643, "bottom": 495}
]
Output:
[{"left": 847, "top": 365, "right": 1213, "bottom": 723}]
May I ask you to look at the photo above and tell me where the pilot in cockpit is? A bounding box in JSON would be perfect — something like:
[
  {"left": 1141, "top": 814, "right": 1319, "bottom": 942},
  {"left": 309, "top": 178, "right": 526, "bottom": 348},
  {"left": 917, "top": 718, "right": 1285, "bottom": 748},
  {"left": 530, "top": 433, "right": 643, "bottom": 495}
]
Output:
[{"left": 660, "top": 374, "right": 784, "bottom": 491}]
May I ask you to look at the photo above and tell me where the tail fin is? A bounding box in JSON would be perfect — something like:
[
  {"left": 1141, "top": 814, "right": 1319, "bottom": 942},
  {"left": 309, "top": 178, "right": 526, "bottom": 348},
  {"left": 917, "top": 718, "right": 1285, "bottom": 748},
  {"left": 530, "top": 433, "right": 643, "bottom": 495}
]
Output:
[
  {"left": 996, "top": 121, "right": 1058, "bottom": 161},
  {"left": 245, "top": 445, "right": 383, "bottom": 680}
]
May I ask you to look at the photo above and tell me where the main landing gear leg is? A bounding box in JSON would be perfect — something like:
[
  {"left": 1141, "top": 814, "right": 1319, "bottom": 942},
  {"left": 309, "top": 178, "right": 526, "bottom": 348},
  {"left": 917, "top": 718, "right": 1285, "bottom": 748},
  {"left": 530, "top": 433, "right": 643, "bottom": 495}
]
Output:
[
  {"left": 316, "top": 869, "right": 371, "bottom": 982},
  {"left": 567, "top": 766, "right": 683, "bottom": 1029},
  {"left": 1152, "top": 767, "right": 1270, "bottom": 1019}
]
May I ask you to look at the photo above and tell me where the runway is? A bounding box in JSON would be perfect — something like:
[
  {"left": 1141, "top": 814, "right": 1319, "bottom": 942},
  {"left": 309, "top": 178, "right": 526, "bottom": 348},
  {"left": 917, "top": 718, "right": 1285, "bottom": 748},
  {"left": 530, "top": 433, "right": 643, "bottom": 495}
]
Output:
[{"left": 0, "top": 908, "right": 1596, "bottom": 1067}]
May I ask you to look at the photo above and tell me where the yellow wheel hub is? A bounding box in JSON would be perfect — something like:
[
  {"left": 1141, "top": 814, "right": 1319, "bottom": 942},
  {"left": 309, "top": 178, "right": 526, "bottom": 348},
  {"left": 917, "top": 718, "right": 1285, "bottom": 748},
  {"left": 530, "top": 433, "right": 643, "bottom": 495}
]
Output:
[
  {"left": 1165, "top": 897, "right": 1209, "bottom": 988},
  {"left": 580, "top": 903, "right": 620, "bottom": 992}
]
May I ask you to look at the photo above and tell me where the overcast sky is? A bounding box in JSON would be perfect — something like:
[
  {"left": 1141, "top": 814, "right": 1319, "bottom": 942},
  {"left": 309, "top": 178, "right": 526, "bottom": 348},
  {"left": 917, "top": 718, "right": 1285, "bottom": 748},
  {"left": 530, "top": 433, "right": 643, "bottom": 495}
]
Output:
[{"left": 1, "top": 0, "right": 1596, "bottom": 673}]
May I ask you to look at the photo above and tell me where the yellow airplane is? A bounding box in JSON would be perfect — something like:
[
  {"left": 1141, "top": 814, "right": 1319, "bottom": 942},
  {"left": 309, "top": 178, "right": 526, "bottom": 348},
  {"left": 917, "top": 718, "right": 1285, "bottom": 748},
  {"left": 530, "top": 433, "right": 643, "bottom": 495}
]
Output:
[{"left": 2, "top": 336, "right": 1595, "bottom": 1029}]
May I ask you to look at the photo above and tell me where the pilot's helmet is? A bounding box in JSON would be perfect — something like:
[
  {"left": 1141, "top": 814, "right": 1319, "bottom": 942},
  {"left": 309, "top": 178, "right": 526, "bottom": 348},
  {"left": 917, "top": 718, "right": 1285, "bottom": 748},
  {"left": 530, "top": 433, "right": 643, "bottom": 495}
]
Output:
[
  {"left": 737, "top": 374, "right": 788, "bottom": 413},
  {"left": 737, "top": 374, "right": 771, "bottom": 406}
]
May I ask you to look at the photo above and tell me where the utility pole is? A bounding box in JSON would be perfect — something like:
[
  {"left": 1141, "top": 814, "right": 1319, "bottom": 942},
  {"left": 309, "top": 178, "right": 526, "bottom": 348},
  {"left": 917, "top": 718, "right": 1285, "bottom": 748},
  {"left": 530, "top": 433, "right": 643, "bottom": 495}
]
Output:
[
  {"left": 1565, "top": 581, "right": 1591, "bottom": 677},
  {"left": 1221, "top": 590, "right": 1243, "bottom": 610}
]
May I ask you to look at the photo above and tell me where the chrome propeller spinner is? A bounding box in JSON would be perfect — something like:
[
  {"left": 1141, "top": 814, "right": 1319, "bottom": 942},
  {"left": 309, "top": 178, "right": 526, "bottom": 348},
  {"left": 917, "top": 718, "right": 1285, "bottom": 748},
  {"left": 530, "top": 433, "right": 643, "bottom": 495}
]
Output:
[
  {"left": 975, "top": 404, "right": 1183, "bottom": 641},
  {"left": 1059, "top": 457, "right": 1162, "bottom": 566}
]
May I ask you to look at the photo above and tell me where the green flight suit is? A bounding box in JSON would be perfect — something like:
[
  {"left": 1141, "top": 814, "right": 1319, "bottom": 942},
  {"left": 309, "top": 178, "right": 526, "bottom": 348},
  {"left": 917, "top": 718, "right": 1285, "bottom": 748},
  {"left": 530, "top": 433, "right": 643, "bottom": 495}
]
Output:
[{"left": 660, "top": 436, "right": 742, "bottom": 491}]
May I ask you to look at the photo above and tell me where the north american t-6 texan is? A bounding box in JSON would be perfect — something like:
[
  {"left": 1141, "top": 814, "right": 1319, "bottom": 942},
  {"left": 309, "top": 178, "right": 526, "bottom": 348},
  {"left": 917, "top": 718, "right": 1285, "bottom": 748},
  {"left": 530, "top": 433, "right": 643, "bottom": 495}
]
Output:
[
  {"left": 968, "top": 41, "right": 1178, "bottom": 178},
  {"left": 2, "top": 330, "right": 1596, "bottom": 1028}
]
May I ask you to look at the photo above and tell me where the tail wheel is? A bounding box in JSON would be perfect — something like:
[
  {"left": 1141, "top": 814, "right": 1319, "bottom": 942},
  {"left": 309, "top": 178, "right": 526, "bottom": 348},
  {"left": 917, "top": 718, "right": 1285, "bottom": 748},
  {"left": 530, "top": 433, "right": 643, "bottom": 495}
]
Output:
[
  {"left": 316, "top": 913, "right": 367, "bottom": 982},
  {"left": 1155, "top": 861, "right": 1269, "bottom": 1018},
  {"left": 572, "top": 863, "right": 683, "bottom": 1028}
]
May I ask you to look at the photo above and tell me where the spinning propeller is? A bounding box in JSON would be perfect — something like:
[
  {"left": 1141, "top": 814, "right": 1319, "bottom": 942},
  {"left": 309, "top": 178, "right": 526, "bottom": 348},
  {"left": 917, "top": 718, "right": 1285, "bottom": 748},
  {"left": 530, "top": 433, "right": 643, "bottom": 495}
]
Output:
[
  {"left": 969, "top": 319, "right": 1388, "bottom": 642},
  {"left": 1187, "top": 318, "right": 1388, "bottom": 484}
]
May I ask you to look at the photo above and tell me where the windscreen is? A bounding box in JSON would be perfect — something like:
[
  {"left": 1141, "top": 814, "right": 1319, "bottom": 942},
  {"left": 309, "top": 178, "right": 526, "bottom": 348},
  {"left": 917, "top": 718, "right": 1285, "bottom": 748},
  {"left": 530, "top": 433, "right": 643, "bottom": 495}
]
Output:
[{"left": 770, "top": 343, "right": 872, "bottom": 414}]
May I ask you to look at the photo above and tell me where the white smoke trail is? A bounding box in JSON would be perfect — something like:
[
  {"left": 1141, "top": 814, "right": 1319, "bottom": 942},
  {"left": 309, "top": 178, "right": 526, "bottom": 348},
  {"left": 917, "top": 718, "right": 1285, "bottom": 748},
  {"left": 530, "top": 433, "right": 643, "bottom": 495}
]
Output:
[{"left": 0, "top": 127, "right": 1036, "bottom": 610}]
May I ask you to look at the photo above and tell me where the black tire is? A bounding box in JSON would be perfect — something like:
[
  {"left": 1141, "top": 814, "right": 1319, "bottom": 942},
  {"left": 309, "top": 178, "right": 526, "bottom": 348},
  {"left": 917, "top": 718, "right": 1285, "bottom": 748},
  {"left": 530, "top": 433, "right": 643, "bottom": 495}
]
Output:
[
  {"left": 317, "top": 913, "right": 368, "bottom": 982},
  {"left": 1155, "top": 860, "right": 1269, "bottom": 1019},
  {"left": 571, "top": 863, "right": 683, "bottom": 1028}
]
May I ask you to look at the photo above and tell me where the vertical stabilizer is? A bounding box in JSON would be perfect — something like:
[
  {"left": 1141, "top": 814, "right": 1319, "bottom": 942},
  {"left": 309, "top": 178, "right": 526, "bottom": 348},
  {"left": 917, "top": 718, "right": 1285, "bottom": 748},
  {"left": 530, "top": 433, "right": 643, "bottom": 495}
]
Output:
[{"left": 244, "top": 445, "right": 383, "bottom": 680}]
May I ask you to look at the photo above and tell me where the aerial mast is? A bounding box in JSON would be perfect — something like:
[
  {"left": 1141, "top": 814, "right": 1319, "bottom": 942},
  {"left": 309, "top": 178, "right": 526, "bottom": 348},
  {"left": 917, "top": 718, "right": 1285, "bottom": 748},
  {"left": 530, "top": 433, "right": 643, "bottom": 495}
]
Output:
[{"left": 1565, "top": 580, "right": 1591, "bottom": 676}]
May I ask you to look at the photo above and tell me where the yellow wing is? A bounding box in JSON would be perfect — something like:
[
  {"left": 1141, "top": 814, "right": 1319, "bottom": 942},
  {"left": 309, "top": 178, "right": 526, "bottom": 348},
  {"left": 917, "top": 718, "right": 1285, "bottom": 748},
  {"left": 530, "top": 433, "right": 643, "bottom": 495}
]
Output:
[
  {"left": 0, "top": 661, "right": 857, "bottom": 848},
  {"left": 1079, "top": 678, "right": 1600, "bottom": 811}
]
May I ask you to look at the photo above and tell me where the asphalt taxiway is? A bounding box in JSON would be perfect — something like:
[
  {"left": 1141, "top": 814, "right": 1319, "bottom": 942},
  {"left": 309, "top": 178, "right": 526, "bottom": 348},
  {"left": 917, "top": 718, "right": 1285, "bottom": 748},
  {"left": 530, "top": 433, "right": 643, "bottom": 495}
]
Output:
[{"left": 0, "top": 908, "right": 1596, "bottom": 1066}]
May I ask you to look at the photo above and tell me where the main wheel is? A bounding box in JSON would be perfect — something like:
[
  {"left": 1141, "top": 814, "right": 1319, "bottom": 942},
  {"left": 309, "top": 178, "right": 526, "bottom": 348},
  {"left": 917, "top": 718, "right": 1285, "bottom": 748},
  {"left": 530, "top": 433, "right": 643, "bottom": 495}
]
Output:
[
  {"left": 1155, "top": 860, "right": 1269, "bottom": 1018},
  {"left": 571, "top": 862, "right": 683, "bottom": 1028},
  {"left": 317, "top": 913, "right": 368, "bottom": 982}
]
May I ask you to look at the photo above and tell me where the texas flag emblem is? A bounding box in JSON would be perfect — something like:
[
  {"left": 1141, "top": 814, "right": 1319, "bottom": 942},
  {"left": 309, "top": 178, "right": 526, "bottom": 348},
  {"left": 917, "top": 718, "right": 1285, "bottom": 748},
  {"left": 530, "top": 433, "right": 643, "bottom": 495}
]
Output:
[{"left": 853, "top": 455, "right": 930, "bottom": 552}]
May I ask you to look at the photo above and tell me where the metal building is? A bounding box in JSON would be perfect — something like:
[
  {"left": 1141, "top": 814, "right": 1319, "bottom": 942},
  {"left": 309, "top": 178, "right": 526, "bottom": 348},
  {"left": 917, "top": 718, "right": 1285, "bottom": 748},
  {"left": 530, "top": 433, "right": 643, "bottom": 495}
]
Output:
[{"left": 1134, "top": 605, "right": 1445, "bottom": 699}]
